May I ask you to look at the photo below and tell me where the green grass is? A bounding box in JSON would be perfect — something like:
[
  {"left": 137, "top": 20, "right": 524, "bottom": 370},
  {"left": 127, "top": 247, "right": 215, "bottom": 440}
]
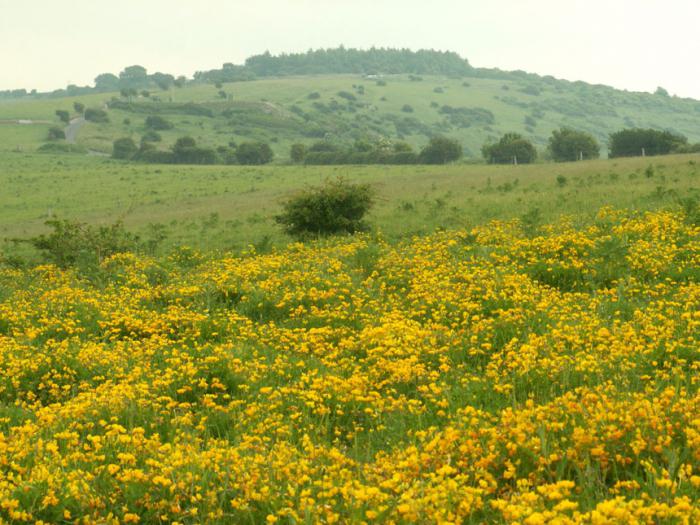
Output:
[
  {"left": 1, "top": 151, "right": 698, "bottom": 256},
  {"left": 1, "top": 74, "right": 700, "bottom": 158}
]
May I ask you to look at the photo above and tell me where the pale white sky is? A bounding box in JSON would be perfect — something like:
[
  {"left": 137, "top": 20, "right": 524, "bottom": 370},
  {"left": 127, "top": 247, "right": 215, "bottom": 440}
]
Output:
[{"left": 1, "top": 0, "right": 699, "bottom": 98}]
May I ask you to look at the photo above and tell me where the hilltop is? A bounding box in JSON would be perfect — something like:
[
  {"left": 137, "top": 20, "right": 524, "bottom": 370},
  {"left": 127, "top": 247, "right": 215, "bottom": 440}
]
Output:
[{"left": 1, "top": 48, "right": 700, "bottom": 158}]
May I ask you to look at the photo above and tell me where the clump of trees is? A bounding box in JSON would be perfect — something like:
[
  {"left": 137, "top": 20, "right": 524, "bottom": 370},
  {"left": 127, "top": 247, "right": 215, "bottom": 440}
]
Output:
[
  {"left": 608, "top": 128, "right": 688, "bottom": 158},
  {"left": 548, "top": 128, "right": 600, "bottom": 161},
  {"left": 275, "top": 178, "right": 374, "bottom": 239},
  {"left": 112, "top": 136, "right": 273, "bottom": 165},
  {"left": 482, "top": 133, "right": 537, "bottom": 164},
  {"left": 55, "top": 110, "right": 70, "bottom": 123}
]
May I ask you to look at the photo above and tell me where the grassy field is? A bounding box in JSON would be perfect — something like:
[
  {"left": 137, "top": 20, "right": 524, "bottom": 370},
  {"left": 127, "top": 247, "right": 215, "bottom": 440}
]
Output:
[
  {"left": 1, "top": 151, "right": 698, "bottom": 256},
  {"left": 2, "top": 74, "right": 700, "bottom": 158}
]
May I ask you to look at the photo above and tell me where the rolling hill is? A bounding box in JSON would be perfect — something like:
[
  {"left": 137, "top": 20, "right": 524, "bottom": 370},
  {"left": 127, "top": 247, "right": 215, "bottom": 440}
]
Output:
[{"left": 1, "top": 48, "right": 700, "bottom": 159}]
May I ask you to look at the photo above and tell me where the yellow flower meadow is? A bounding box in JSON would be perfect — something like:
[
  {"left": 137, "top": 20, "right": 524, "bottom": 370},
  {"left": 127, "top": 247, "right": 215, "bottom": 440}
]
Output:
[{"left": 0, "top": 208, "right": 698, "bottom": 523}]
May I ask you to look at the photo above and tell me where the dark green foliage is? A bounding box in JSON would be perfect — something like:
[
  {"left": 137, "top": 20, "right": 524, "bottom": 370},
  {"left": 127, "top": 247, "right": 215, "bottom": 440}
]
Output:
[
  {"left": 419, "top": 136, "right": 463, "bottom": 164},
  {"left": 94, "top": 73, "right": 119, "bottom": 90},
  {"left": 439, "top": 106, "right": 495, "bottom": 127},
  {"left": 27, "top": 220, "right": 141, "bottom": 268},
  {"left": 47, "top": 127, "right": 65, "bottom": 141},
  {"left": 172, "top": 136, "right": 219, "bottom": 164},
  {"left": 141, "top": 131, "right": 162, "bottom": 144},
  {"left": 235, "top": 142, "right": 274, "bottom": 165},
  {"left": 112, "top": 137, "right": 138, "bottom": 160},
  {"left": 482, "top": 133, "right": 537, "bottom": 164},
  {"left": 275, "top": 178, "right": 374, "bottom": 239},
  {"left": 55, "top": 110, "right": 70, "bottom": 123},
  {"left": 84, "top": 108, "right": 109, "bottom": 123},
  {"left": 609, "top": 128, "right": 687, "bottom": 158},
  {"left": 303, "top": 140, "right": 419, "bottom": 165},
  {"left": 307, "top": 92, "right": 321, "bottom": 100},
  {"left": 337, "top": 91, "right": 356, "bottom": 101},
  {"left": 290, "top": 143, "right": 307, "bottom": 163},
  {"left": 37, "top": 143, "right": 87, "bottom": 154},
  {"left": 73, "top": 102, "right": 85, "bottom": 114},
  {"left": 145, "top": 115, "right": 174, "bottom": 130},
  {"left": 548, "top": 128, "right": 600, "bottom": 162},
  {"left": 401, "top": 104, "right": 414, "bottom": 113}
]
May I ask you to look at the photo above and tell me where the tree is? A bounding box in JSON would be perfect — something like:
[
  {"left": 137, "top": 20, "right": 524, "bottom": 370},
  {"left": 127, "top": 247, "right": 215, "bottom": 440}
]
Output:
[
  {"left": 94, "top": 73, "right": 119, "bottom": 91},
  {"left": 482, "top": 133, "right": 537, "bottom": 164},
  {"left": 47, "top": 127, "right": 66, "bottom": 140},
  {"left": 120, "top": 88, "right": 138, "bottom": 100},
  {"left": 73, "top": 102, "right": 85, "bottom": 114},
  {"left": 145, "top": 115, "right": 174, "bottom": 130},
  {"left": 236, "top": 142, "right": 274, "bottom": 165},
  {"left": 290, "top": 143, "right": 307, "bottom": 163},
  {"left": 419, "top": 136, "right": 463, "bottom": 164},
  {"left": 55, "top": 110, "right": 70, "bottom": 123},
  {"left": 151, "top": 72, "right": 174, "bottom": 91},
  {"left": 655, "top": 86, "right": 670, "bottom": 97},
  {"left": 171, "top": 136, "right": 219, "bottom": 164},
  {"left": 275, "top": 178, "right": 374, "bottom": 239},
  {"left": 119, "top": 65, "right": 148, "bottom": 87},
  {"left": 608, "top": 128, "right": 687, "bottom": 158},
  {"left": 548, "top": 128, "right": 600, "bottom": 162},
  {"left": 112, "top": 137, "right": 138, "bottom": 160}
]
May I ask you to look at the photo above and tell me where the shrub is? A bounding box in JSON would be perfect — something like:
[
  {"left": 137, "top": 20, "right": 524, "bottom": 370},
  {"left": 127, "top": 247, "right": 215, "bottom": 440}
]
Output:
[
  {"left": 482, "top": 133, "right": 537, "bottom": 164},
  {"left": 419, "top": 136, "right": 463, "bottom": 164},
  {"left": 47, "top": 126, "right": 66, "bottom": 141},
  {"left": 55, "top": 110, "right": 70, "bottom": 123},
  {"left": 145, "top": 115, "right": 174, "bottom": 130},
  {"left": 112, "top": 137, "right": 138, "bottom": 159},
  {"left": 276, "top": 178, "right": 374, "bottom": 239},
  {"left": 617, "top": 128, "right": 686, "bottom": 157},
  {"left": 236, "top": 142, "right": 274, "bottom": 165},
  {"left": 141, "top": 130, "right": 162, "bottom": 144},
  {"left": 401, "top": 104, "right": 414, "bottom": 113},
  {"left": 73, "top": 102, "right": 85, "bottom": 114},
  {"left": 337, "top": 91, "right": 356, "bottom": 101},
  {"left": 307, "top": 92, "right": 321, "bottom": 100},
  {"left": 609, "top": 128, "right": 688, "bottom": 158},
  {"left": 290, "top": 143, "right": 307, "bottom": 163},
  {"left": 548, "top": 127, "right": 600, "bottom": 162},
  {"left": 84, "top": 108, "right": 109, "bottom": 123},
  {"left": 27, "top": 219, "right": 140, "bottom": 268}
]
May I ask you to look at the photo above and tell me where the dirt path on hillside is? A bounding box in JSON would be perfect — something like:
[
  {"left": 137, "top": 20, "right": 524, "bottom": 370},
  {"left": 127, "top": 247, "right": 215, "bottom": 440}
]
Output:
[{"left": 64, "top": 117, "right": 85, "bottom": 143}]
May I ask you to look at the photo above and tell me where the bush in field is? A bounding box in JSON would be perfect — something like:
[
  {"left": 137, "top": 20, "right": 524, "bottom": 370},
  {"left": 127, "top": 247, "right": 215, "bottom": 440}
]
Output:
[
  {"left": 47, "top": 126, "right": 66, "bottom": 141},
  {"left": 290, "top": 143, "right": 307, "bottom": 163},
  {"left": 73, "top": 102, "right": 85, "bottom": 114},
  {"left": 419, "top": 136, "right": 463, "bottom": 164},
  {"left": 84, "top": 108, "right": 109, "bottom": 123},
  {"left": 28, "top": 219, "right": 139, "bottom": 268},
  {"left": 548, "top": 127, "right": 600, "bottom": 162},
  {"left": 55, "top": 110, "right": 70, "bottom": 123},
  {"left": 235, "top": 142, "right": 274, "bottom": 165},
  {"left": 141, "top": 131, "right": 162, "bottom": 144},
  {"left": 112, "top": 137, "right": 138, "bottom": 159},
  {"left": 482, "top": 133, "right": 537, "bottom": 164},
  {"left": 145, "top": 115, "right": 174, "bottom": 130},
  {"left": 276, "top": 178, "right": 374, "bottom": 238},
  {"left": 172, "top": 136, "right": 219, "bottom": 164},
  {"left": 609, "top": 128, "right": 687, "bottom": 158}
]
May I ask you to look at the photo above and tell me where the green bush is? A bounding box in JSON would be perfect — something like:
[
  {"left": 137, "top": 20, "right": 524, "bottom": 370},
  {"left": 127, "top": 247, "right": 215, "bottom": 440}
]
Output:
[
  {"left": 548, "top": 127, "right": 600, "bottom": 162},
  {"left": 47, "top": 127, "right": 66, "bottom": 141},
  {"left": 84, "top": 108, "right": 109, "bottom": 123},
  {"left": 290, "top": 143, "right": 307, "bottom": 163},
  {"left": 145, "top": 115, "right": 174, "bottom": 130},
  {"left": 235, "top": 142, "right": 274, "bottom": 165},
  {"left": 608, "top": 128, "right": 687, "bottom": 158},
  {"left": 276, "top": 178, "right": 374, "bottom": 239},
  {"left": 482, "top": 133, "right": 537, "bottom": 164},
  {"left": 419, "top": 136, "right": 463, "bottom": 164},
  {"left": 112, "top": 137, "right": 138, "bottom": 159}
]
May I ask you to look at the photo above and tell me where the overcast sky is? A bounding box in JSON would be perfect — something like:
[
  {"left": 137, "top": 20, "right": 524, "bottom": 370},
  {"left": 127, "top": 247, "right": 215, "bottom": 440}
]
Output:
[{"left": 2, "top": 0, "right": 699, "bottom": 98}]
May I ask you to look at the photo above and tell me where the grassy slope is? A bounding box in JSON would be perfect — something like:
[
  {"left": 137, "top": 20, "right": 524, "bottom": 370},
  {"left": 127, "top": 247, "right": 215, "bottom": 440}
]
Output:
[
  {"left": 1, "top": 74, "right": 700, "bottom": 157},
  {"left": 1, "top": 151, "right": 698, "bottom": 254}
]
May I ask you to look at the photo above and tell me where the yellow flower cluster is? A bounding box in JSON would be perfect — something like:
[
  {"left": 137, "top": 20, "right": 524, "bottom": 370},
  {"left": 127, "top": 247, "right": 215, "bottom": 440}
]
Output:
[{"left": 0, "top": 208, "right": 698, "bottom": 523}]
